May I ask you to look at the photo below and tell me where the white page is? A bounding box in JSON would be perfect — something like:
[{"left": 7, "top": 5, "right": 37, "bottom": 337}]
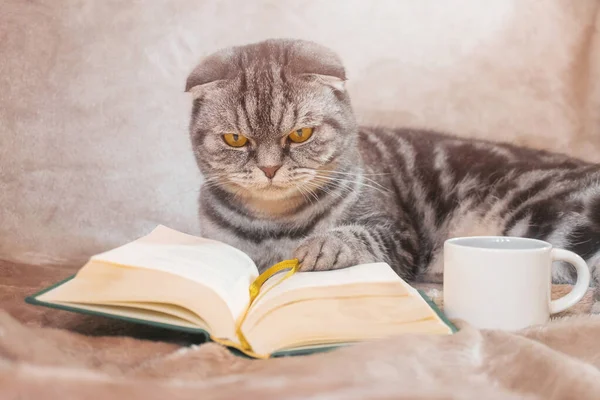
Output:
[
  {"left": 91, "top": 225, "right": 259, "bottom": 318},
  {"left": 254, "top": 262, "right": 411, "bottom": 308}
]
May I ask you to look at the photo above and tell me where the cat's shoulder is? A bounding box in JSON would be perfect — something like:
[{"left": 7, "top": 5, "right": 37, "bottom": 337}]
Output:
[{"left": 357, "top": 126, "right": 463, "bottom": 143}]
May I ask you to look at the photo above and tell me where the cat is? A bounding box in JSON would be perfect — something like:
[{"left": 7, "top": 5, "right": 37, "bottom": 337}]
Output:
[{"left": 185, "top": 38, "right": 600, "bottom": 292}]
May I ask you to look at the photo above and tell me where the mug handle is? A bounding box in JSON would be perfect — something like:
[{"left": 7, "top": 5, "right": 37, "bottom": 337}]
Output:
[{"left": 549, "top": 249, "right": 591, "bottom": 314}]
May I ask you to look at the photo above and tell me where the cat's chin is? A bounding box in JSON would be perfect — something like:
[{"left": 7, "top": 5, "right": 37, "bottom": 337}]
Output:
[
  {"left": 243, "top": 185, "right": 301, "bottom": 201},
  {"left": 232, "top": 184, "right": 308, "bottom": 217}
]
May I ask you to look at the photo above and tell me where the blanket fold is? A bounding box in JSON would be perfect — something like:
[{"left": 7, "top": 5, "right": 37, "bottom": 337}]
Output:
[
  {"left": 3, "top": 311, "right": 600, "bottom": 399},
  {"left": 2, "top": 259, "right": 600, "bottom": 400}
]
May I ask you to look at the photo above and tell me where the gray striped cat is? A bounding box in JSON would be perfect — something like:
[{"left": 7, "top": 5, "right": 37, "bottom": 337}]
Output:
[{"left": 186, "top": 39, "right": 600, "bottom": 292}]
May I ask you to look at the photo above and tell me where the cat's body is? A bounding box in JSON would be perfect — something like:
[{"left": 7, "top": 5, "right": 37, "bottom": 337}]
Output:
[
  {"left": 187, "top": 39, "right": 600, "bottom": 290},
  {"left": 199, "top": 126, "right": 600, "bottom": 283}
]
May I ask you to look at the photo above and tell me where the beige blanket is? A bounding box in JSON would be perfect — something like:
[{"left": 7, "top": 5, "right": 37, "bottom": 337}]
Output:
[{"left": 3, "top": 260, "right": 600, "bottom": 399}]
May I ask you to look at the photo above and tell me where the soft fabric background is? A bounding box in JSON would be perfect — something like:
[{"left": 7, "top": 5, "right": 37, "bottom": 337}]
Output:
[{"left": 2, "top": 0, "right": 600, "bottom": 265}]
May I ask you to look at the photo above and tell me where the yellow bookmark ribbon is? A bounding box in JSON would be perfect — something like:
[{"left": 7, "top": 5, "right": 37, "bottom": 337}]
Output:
[{"left": 210, "top": 259, "right": 299, "bottom": 359}]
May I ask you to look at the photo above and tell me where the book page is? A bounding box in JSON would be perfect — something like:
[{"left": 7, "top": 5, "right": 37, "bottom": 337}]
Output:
[
  {"left": 90, "top": 225, "right": 259, "bottom": 318},
  {"left": 253, "top": 262, "right": 411, "bottom": 309},
  {"left": 243, "top": 263, "right": 450, "bottom": 354}
]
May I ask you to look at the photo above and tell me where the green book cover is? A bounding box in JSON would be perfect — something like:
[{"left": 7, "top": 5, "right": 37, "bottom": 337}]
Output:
[{"left": 26, "top": 276, "right": 457, "bottom": 358}]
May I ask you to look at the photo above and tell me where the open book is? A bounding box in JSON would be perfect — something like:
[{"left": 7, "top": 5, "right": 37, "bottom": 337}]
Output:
[{"left": 27, "top": 226, "right": 455, "bottom": 358}]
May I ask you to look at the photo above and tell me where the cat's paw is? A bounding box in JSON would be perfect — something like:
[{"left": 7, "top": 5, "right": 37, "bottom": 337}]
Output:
[{"left": 293, "top": 234, "right": 357, "bottom": 271}]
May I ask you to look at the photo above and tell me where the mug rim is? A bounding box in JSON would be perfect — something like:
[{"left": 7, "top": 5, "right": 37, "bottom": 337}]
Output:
[{"left": 445, "top": 236, "right": 552, "bottom": 251}]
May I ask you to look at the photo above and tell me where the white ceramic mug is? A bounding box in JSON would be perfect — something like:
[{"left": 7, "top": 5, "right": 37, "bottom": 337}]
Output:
[{"left": 443, "top": 236, "right": 590, "bottom": 330}]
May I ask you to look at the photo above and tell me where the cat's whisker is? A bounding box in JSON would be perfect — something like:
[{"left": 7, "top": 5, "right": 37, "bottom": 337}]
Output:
[
  {"left": 166, "top": 186, "right": 201, "bottom": 196},
  {"left": 317, "top": 174, "right": 391, "bottom": 192},
  {"left": 201, "top": 175, "right": 229, "bottom": 187},
  {"left": 296, "top": 183, "right": 317, "bottom": 205},
  {"left": 301, "top": 179, "right": 345, "bottom": 200},
  {"left": 326, "top": 170, "right": 391, "bottom": 177},
  {"left": 294, "top": 184, "right": 312, "bottom": 205},
  {"left": 309, "top": 177, "right": 354, "bottom": 192},
  {"left": 324, "top": 171, "right": 391, "bottom": 192},
  {"left": 202, "top": 180, "right": 224, "bottom": 189},
  {"left": 305, "top": 179, "right": 359, "bottom": 202},
  {"left": 312, "top": 174, "right": 391, "bottom": 196},
  {"left": 301, "top": 182, "right": 320, "bottom": 203}
]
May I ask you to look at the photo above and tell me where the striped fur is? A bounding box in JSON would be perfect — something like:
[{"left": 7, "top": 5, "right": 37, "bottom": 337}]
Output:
[{"left": 187, "top": 39, "right": 600, "bottom": 294}]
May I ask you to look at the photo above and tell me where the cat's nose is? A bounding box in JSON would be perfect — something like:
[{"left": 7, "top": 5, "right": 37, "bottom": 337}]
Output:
[{"left": 259, "top": 165, "right": 281, "bottom": 179}]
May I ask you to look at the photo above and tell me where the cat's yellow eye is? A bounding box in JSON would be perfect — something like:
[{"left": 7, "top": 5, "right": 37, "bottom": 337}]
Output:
[
  {"left": 288, "top": 127, "right": 314, "bottom": 143},
  {"left": 223, "top": 133, "right": 248, "bottom": 147}
]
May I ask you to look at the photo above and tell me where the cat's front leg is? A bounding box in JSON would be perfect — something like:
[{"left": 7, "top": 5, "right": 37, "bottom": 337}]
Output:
[
  {"left": 293, "top": 218, "right": 419, "bottom": 280},
  {"left": 293, "top": 226, "right": 376, "bottom": 271}
]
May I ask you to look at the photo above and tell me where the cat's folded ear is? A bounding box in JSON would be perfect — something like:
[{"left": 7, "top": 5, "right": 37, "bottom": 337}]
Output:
[
  {"left": 300, "top": 73, "right": 346, "bottom": 92},
  {"left": 185, "top": 40, "right": 348, "bottom": 96},
  {"left": 288, "top": 40, "right": 347, "bottom": 93},
  {"left": 185, "top": 48, "right": 236, "bottom": 97}
]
